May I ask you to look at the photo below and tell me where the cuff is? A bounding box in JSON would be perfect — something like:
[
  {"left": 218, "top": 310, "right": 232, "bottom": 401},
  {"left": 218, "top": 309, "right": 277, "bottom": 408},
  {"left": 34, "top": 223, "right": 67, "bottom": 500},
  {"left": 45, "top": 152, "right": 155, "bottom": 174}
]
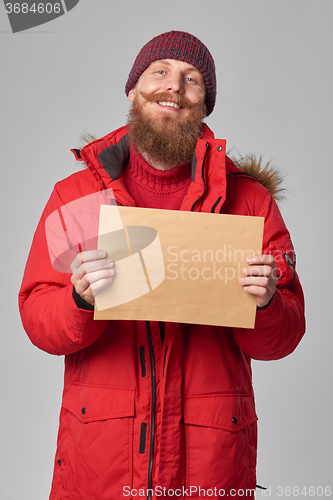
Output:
[
  {"left": 257, "top": 292, "right": 275, "bottom": 311},
  {"left": 72, "top": 287, "right": 94, "bottom": 311}
]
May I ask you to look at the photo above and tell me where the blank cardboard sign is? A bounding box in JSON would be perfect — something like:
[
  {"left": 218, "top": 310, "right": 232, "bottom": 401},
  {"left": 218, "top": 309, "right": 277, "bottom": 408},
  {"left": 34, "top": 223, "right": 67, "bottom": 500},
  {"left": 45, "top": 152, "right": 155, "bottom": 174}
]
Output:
[{"left": 94, "top": 206, "right": 264, "bottom": 328}]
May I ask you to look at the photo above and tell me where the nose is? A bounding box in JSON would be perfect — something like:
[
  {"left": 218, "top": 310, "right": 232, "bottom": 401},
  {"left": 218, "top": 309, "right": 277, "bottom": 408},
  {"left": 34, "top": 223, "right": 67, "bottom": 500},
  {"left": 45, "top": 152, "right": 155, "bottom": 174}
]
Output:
[{"left": 164, "top": 72, "right": 184, "bottom": 94}]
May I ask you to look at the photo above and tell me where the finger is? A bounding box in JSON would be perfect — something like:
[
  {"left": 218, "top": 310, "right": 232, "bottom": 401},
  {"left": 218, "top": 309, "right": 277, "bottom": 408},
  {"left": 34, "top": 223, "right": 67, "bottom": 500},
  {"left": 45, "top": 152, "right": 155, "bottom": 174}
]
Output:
[
  {"left": 242, "top": 265, "right": 273, "bottom": 277},
  {"left": 90, "top": 277, "right": 113, "bottom": 296},
  {"left": 71, "top": 271, "right": 84, "bottom": 287},
  {"left": 247, "top": 254, "right": 274, "bottom": 266},
  {"left": 239, "top": 276, "right": 270, "bottom": 289},
  {"left": 76, "top": 258, "right": 114, "bottom": 276},
  {"left": 241, "top": 284, "right": 269, "bottom": 298},
  {"left": 74, "top": 274, "right": 113, "bottom": 304},
  {"left": 75, "top": 266, "right": 114, "bottom": 294},
  {"left": 74, "top": 273, "right": 92, "bottom": 296},
  {"left": 239, "top": 276, "right": 270, "bottom": 288},
  {"left": 78, "top": 267, "right": 115, "bottom": 296},
  {"left": 86, "top": 268, "right": 115, "bottom": 286},
  {"left": 70, "top": 249, "right": 107, "bottom": 272}
]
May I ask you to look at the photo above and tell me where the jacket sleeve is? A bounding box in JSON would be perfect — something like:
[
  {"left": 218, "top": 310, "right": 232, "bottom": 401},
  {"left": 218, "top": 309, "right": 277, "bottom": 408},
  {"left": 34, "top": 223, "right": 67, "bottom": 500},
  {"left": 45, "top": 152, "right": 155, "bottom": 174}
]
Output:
[
  {"left": 19, "top": 184, "right": 108, "bottom": 356},
  {"left": 233, "top": 191, "right": 306, "bottom": 360}
]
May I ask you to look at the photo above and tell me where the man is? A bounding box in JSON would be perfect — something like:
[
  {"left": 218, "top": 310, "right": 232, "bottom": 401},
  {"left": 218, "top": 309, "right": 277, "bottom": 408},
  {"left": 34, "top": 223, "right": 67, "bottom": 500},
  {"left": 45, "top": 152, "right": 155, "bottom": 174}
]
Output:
[{"left": 19, "top": 31, "right": 305, "bottom": 500}]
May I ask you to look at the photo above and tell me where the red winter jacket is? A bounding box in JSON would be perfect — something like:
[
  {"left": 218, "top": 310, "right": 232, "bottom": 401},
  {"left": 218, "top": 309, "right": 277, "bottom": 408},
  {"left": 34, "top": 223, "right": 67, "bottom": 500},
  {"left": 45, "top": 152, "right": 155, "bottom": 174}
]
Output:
[{"left": 19, "top": 125, "right": 305, "bottom": 500}]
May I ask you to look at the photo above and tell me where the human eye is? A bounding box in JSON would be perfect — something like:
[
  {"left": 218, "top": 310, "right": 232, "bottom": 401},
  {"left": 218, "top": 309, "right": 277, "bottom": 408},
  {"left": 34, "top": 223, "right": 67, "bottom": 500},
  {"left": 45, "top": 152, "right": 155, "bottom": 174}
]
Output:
[
  {"left": 185, "top": 76, "right": 196, "bottom": 83},
  {"left": 156, "top": 69, "right": 166, "bottom": 75}
]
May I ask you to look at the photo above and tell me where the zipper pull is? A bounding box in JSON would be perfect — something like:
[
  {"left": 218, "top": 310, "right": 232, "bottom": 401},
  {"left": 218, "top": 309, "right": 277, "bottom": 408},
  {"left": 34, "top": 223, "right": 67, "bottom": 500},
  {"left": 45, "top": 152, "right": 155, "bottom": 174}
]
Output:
[{"left": 284, "top": 253, "right": 295, "bottom": 285}]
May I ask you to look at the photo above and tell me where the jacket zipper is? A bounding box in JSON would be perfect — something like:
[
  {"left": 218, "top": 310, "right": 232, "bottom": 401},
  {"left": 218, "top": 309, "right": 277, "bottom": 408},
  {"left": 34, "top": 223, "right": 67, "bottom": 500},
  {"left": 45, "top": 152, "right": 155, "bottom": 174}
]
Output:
[
  {"left": 284, "top": 253, "right": 295, "bottom": 285},
  {"left": 190, "top": 142, "right": 209, "bottom": 212},
  {"left": 145, "top": 321, "right": 156, "bottom": 500}
]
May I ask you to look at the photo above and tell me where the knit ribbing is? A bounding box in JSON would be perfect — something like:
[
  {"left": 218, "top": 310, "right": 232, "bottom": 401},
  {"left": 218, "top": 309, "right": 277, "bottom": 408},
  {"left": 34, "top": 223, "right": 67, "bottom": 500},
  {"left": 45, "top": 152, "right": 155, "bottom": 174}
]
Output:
[{"left": 122, "top": 147, "right": 192, "bottom": 210}]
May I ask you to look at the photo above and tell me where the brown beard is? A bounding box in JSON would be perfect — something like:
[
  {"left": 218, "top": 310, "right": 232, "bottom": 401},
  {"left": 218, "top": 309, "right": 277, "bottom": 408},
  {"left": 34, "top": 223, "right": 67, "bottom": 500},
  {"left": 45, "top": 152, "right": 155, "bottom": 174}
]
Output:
[{"left": 127, "top": 91, "right": 206, "bottom": 169}]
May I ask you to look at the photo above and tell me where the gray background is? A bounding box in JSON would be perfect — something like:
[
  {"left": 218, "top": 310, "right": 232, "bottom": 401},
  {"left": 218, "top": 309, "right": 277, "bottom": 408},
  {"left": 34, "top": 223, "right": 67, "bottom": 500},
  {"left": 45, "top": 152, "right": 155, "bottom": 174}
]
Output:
[{"left": 1, "top": 1, "right": 332, "bottom": 499}]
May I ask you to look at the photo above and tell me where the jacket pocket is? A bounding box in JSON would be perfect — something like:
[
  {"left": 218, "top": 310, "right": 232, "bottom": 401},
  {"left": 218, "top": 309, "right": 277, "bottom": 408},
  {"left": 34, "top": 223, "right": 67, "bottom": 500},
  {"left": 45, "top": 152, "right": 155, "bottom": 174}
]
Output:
[
  {"left": 59, "top": 383, "right": 135, "bottom": 499},
  {"left": 183, "top": 394, "right": 258, "bottom": 495}
]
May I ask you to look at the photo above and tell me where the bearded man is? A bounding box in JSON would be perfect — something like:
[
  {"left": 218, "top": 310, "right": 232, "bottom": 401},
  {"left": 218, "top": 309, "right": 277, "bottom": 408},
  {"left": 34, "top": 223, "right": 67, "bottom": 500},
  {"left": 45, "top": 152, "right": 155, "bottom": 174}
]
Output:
[{"left": 19, "top": 31, "right": 305, "bottom": 500}]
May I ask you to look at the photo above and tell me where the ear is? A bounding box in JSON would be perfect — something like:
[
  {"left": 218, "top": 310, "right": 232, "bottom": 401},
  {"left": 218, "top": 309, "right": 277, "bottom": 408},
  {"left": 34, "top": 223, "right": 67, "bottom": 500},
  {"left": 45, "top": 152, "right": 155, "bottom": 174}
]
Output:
[{"left": 128, "top": 87, "right": 136, "bottom": 102}]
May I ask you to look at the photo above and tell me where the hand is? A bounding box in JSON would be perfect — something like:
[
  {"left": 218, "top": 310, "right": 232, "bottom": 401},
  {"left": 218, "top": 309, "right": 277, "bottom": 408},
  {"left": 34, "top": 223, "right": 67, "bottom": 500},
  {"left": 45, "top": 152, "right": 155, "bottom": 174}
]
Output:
[
  {"left": 70, "top": 250, "right": 114, "bottom": 305},
  {"left": 239, "top": 254, "right": 278, "bottom": 308}
]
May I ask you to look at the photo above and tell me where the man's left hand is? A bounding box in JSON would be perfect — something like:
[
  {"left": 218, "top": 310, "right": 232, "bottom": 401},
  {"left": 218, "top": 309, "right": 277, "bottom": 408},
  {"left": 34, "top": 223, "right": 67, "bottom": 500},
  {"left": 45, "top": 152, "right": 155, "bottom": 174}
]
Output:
[{"left": 239, "top": 254, "right": 278, "bottom": 308}]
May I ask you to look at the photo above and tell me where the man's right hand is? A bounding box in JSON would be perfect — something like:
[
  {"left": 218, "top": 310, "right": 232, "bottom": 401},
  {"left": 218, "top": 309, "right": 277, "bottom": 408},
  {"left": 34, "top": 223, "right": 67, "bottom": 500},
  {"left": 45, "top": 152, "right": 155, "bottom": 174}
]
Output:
[{"left": 70, "top": 250, "right": 114, "bottom": 305}]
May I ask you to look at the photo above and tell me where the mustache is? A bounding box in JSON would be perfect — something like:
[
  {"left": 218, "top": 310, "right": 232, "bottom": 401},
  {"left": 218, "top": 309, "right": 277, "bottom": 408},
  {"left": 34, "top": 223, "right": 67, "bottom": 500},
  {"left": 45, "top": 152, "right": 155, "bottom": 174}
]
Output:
[{"left": 139, "top": 91, "right": 198, "bottom": 109}]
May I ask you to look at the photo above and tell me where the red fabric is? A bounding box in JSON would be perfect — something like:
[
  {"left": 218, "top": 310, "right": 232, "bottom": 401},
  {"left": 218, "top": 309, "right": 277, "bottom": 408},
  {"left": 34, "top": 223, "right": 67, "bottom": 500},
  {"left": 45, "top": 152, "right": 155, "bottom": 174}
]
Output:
[
  {"left": 122, "top": 146, "right": 192, "bottom": 209},
  {"left": 19, "top": 124, "right": 305, "bottom": 500}
]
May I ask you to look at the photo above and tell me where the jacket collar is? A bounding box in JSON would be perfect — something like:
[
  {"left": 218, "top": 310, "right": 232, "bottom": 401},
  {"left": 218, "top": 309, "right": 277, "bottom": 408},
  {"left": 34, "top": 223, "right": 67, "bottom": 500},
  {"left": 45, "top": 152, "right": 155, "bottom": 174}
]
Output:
[{"left": 78, "top": 124, "right": 230, "bottom": 213}]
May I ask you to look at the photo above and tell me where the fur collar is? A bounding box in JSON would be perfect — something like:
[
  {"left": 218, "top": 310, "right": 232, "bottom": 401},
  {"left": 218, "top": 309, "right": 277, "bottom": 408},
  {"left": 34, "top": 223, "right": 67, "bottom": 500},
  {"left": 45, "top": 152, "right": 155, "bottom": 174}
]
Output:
[{"left": 230, "top": 154, "right": 285, "bottom": 202}]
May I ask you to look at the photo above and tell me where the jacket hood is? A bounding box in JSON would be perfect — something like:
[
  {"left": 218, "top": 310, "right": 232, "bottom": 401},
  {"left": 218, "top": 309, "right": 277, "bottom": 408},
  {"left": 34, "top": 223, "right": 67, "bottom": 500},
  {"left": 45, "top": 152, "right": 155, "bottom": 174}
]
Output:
[{"left": 229, "top": 154, "right": 285, "bottom": 202}]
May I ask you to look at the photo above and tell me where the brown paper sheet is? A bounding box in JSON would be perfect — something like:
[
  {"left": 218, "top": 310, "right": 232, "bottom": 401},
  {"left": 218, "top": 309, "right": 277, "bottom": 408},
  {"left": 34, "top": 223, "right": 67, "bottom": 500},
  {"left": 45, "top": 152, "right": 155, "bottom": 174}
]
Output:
[{"left": 94, "top": 206, "right": 264, "bottom": 328}]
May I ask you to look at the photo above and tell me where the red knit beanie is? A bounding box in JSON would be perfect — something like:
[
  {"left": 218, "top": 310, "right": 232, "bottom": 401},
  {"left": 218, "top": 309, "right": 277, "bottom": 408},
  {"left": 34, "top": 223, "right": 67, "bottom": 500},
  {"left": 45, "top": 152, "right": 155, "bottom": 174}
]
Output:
[{"left": 125, "top": 31, "right": 216, "bottom": 115}]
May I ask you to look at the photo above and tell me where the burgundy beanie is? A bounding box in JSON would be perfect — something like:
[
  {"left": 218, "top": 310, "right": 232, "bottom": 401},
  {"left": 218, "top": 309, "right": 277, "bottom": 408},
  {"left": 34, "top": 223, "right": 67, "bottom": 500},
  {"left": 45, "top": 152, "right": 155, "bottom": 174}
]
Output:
[{"left": 125, "top": 31, "right": 216, "bottom": 115}]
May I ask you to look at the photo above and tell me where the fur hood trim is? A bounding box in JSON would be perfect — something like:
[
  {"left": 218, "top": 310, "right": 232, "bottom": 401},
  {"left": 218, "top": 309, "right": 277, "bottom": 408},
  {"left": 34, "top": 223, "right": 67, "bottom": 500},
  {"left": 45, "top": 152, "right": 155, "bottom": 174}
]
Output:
[
  {"left": 80, "top": 132, "right": 99, "bottom": 145},
  {"left": 230, "top": 154, "right": 285, "bottom": 202}
]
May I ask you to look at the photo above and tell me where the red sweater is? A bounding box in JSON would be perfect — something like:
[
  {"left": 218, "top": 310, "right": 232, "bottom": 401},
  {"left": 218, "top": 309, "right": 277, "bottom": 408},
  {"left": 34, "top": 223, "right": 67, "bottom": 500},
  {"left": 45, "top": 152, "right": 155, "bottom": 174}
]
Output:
[{"left": 122, "top": 147, "right": 192, "bottom": 209}]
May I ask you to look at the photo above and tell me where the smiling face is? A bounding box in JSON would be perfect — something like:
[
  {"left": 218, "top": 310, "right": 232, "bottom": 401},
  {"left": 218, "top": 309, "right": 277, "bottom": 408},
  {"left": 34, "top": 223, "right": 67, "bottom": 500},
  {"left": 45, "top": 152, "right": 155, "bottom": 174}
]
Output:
[
  {"left": 127, "top": 58, "right": 207, "bottom": 170},
  {"left": 128, "top": 59, "right": 206, "bottom": 121}
]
